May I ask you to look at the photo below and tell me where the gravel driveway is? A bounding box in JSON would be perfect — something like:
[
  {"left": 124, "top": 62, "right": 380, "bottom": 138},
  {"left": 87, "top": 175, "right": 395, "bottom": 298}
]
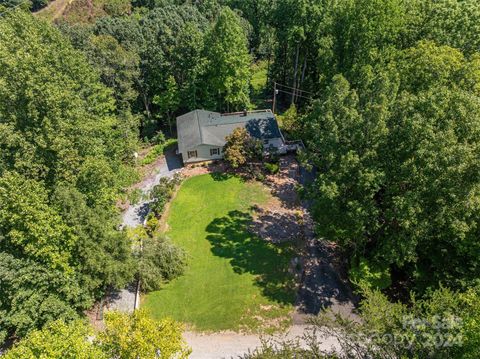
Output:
[
  {"left": 107, "top": 148, "right": 183, "bottom": 312},
  {"left": 123, "top": 148, "right": 183, "bottom": 228},
  {"left": 184, "top": 325, "right": 340, "bottom": 358}
]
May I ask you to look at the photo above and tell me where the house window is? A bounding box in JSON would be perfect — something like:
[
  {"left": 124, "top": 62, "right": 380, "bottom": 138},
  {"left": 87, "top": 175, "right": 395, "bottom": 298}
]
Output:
[
  {"left": 187, "top": 150, "right": 197, "bottom": 159},
  {"left": 210, "top": 148, "right": 221, "bottom": 156}
]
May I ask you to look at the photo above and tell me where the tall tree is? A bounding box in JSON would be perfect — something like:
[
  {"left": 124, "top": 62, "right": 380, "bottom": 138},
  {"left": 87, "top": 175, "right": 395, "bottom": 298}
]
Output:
[
  {"left": 302, "top": 41, "right": 480, "bottom": 292},
  {"left": 422, "top": 0, "right": 480, "bottom": 56},
  {"left": 203, "top": 7, "right": 252, "bottom": 111},
  {"left": 0, "top": 11, "right": 130, "bottom": 187},
  {"left": 0, "top": 11, "right": 135, "bottom": 342}
]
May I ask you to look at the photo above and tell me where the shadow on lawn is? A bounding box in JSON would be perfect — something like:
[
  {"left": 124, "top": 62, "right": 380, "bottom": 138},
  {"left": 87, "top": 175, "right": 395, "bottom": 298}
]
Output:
[
  {"left": 210, "top": 172, "right": 234, "bottom": 182},
  {"left": 205, "top": 210, "right": 297, "bottom": 305}
]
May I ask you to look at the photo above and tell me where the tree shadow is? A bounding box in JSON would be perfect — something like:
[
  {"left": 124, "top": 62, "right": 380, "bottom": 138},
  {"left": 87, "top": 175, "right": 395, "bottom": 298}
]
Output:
[
  {"left": 296, "top": 240, "right": 358, "bottom": 316},
  {"left": 209, "top": 172, "right": 234, "bottom": 182},
  {"left": 249, "top": 205, "right": 314, "bottom": 243},
  {"left": 135, "top": 201, "right": 151, "bottom": 223},
  {"left": 205, "top": 210, "right": 297, "bottom": 305}
]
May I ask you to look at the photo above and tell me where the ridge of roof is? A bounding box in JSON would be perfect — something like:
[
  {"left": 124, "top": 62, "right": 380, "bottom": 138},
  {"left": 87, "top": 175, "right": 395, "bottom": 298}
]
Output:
[{"left": 195, "top": 110, "right": 204, "bottom": 145}]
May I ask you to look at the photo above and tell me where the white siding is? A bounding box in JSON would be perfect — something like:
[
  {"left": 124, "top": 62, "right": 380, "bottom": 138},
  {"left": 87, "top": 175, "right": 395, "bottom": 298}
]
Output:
[
  {"left": 182, "top": 138, "right": 286, "bottom": 163},
  {"left": 183, "top": 144, "right": 224, "bottom": 163}
]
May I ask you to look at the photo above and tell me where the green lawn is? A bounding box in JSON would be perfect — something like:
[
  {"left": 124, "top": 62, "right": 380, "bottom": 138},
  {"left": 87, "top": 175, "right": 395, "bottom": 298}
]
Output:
[
  {"left": 143, "top": 174, "right": 296, "bottom": 333},
  {"left": 251, "top": 60, "right": 269, "bottom": 110}
]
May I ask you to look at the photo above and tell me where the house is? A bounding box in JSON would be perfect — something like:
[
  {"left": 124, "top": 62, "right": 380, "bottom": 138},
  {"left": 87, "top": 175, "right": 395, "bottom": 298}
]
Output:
[{"left": 176, "top": 109, "right": 290, "bottom": 164}]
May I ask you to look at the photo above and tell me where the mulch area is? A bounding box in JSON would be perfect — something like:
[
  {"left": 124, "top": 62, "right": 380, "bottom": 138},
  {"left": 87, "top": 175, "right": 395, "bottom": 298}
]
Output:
[
  {"left": 181, "top": 160, "right": 227, "bottom": 178},
  {"left": 250, "top": 156, "right": 315, "bottom": 245}
]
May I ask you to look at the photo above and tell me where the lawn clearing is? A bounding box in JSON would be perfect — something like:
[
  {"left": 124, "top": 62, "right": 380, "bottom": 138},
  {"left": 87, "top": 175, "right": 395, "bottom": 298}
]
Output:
[
  {"left": 251, "top": 60, "right": 269, "bottom": 110},
  {"left": 143, "top": 174, "right": 296, "bottom": 333}
]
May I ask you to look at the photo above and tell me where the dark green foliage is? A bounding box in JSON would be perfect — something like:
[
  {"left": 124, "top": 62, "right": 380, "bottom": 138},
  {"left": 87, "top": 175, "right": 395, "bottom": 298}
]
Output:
[
  {"left": 0, "top": 0, "right": 49, "bottom": 11},
  {"left": 304, "top": 57, "right": 480, "bottom": 291},
  {"left": 0, "top": 173, "right": 74, "bottom": 271},
  {"left": 52, "top": 186, "right": 134, "bottom": 298},
  {"left": 149, "top": 130, "right": 166, "bottom": 146},
  {"left": 0, "top": 253, "right": 87, "bottom": 342},
  {"left": 202, "top": 7, "right": 251, "bottom": 111},
  {"left": 86, "top": 34, "right": 141, "bottom": 109},
  {"left": 63, "top": 5, "right": 210, "bottom": 138},
  {"left": 422, "top": 0, "right": 480, "bottom": 56},
  {"left": 0, "top": 11, "right": 135, "bottom": 341},
  {"left": 264, "top": 162, "right": 279, "bottom": 175},
  {"left": 0, "top": 11, "right": 129, "bottom": 186},
  {"left": 137, "top": 235, "right": 187, "bottom": 292},
  {"left": 259, "top": 0, "right": 480, "bottom": 294},
  {"left": 149, "top": 175, "right": 181, "bottom": 217},
  {"left": 60, "top": 2, "right": 254, "bottom": 137},
  {"left": 139, "top": 4, "right": 209, "bottom": 128}
]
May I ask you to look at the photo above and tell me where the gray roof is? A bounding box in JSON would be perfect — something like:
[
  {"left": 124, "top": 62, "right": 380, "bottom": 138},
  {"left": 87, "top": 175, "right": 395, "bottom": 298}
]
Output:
[{"left": 177, "top": 109, "right": 282, "bottom": 154}]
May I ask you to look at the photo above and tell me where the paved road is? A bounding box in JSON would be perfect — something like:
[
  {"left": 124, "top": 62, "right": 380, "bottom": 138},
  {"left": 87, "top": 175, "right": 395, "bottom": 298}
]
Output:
[
  {"left": 107, "top": 149, "right": 182, "bottom": 312},
  {"left": 184, "top": 325, "right": 340, "bottom": 359}
]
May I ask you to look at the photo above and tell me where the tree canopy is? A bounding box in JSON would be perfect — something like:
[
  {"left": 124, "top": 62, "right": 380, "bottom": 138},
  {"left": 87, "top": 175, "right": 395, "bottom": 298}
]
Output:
[{"left": 0, "top": 11, "right": 134, "bottom": 342}]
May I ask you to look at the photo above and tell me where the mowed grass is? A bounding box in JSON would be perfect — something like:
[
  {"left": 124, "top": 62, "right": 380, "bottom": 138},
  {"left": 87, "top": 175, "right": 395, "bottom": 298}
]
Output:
[{"left": 143, "top": 174, "right": 296, "bottom": 333}]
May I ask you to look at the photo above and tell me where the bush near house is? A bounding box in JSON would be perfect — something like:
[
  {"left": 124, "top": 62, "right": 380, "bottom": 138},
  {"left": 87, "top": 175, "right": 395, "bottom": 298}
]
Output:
[
  {"left": 223, "top": 127, "right": 262, "bottom": 169},
  {"left": 264, "top": 162, "right": 279, "bottom": 174}
]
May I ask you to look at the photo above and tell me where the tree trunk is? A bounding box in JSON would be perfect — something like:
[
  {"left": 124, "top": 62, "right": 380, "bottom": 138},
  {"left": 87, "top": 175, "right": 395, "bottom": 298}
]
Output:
[
  {"left": 292, "top": 43, "right": 300, "bottom": 104},
  {"left": 296, "top": 52, "right": 308, "bottom": 103}
]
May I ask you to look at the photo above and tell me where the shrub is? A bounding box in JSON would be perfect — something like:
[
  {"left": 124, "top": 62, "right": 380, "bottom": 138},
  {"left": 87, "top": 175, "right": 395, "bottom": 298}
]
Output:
[
  {"left": 149, "top": 174, "right": 182, "bottom": 217},
  {"left": 140, "top": 139, "right": 177, "bottom": 166},
  {"left": 150, "top": 131, "right": 166, "bottom": 145},
  {"left": 144, "top": 213, "right": 158, "bottom": 235},
  {"left": 223, "top": 127, "right": 262, "bottom": 168},
  {"left": 349, "top": 257, "right": 392, "bottom": 290},
  {"left": 137, "top": 235, "right": 187, "bottom": 292},
  {"left": 264, "top": 162, "right": 279, "bottom": 174},
  {"left": 277, "top": 104, "right": 301, "bottom": 138},
  {"left": 100, "top": 310, "right": 190, "bottom": 358},
  {"left": 127, "top": 188, "right": 143, "bottom": 205}
]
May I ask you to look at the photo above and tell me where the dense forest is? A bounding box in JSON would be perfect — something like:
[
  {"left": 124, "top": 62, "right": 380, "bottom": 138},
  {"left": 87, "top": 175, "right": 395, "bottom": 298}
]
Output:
[{"left": 0, "top": 0, "right": 480, "bottom": 357}]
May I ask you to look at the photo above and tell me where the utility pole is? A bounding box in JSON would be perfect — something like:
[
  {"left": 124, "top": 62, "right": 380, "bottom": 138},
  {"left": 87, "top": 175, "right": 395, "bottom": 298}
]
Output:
[{"left": 272, "top": 81, "right": 278, "bottom": 114}]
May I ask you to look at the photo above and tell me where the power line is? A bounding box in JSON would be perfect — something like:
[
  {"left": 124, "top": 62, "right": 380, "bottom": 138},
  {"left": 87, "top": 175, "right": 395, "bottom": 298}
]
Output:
[
  {"left": 275, "top": 82, "right": 315, "bottom": 95},
  {"left": 271, "top": 81, "right": 314, "bottom": 114},
  {"left": 276, "top": 88, "right": 313, "bottom": 100}
]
